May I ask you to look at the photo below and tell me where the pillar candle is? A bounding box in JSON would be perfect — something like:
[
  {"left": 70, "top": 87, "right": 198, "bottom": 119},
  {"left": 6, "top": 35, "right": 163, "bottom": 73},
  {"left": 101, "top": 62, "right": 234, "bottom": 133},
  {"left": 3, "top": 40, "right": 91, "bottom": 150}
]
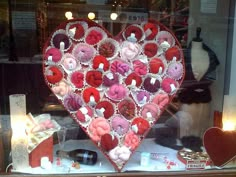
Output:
[
  {"left": 11, "top": 132, "right": 29, "bottom": 170},
  {"left": 223, "top": 95, "right": 236, "bottom": 131},
  {"left": 9, "top": 94, "right": 26, "bottom": 129},
  {"left": 9, "top": 94, "right": 29, "bottom": 170}
]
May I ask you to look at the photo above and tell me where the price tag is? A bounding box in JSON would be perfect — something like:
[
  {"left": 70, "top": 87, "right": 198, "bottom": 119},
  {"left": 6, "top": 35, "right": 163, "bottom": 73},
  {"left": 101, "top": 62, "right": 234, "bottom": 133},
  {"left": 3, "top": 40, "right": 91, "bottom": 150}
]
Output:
[{"left": 186, "top": 160, "right": 206, "bottom": 170}]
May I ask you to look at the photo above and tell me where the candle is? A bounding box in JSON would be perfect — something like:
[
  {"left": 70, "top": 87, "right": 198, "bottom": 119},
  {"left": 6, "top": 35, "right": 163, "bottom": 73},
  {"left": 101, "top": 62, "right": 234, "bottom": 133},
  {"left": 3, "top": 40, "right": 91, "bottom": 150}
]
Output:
[
  {"left": 150, "top": 77, "right": 156, "bottom": 85},
  {"left": 9, "top": 94, "right": 26, "bottom": 129},
  {"left": 69, "top": 27, "right": 76, "bottom": 37},
  {"left": 158, "top": 67, "right": 163, "bottom": 75},
  {"left": 222, "top": 95, "right": 236, "bottom": 131},
  {"left": 98, "top": 63, "right": 104, "bottom": 70},
  {"left": 131, "top": 80, "right": 137, "bottom": 86},
  {"left": 140, "top": 152, "right": 150, "bottom": 166},
  {"left": 11, "top": 132, "right": 29, "bottom": 170},
  {"left": 9, "top": 94, "right": 29, "bottom": 170},
  {"left": 146, "top": 112, "right": 152, "bottom": 118},
  {"left": 60, "top": 42, "right": 65, "bottom": 51},
  {"left": 48, "top": 55, "right": 53, "bottom": 62}
]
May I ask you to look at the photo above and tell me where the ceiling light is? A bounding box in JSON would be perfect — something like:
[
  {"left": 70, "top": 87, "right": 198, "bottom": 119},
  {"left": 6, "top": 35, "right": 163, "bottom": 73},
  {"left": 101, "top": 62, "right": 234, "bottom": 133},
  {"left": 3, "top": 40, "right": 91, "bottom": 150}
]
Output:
[
  {"left": 88, "top": 12, "right": 96, "bottom": 20},
  {"left": 110, "top": 12, "right": 118, "bottom": 20},
  {"left": 65, "top": 11, "right": 73, "bottom": 20}
]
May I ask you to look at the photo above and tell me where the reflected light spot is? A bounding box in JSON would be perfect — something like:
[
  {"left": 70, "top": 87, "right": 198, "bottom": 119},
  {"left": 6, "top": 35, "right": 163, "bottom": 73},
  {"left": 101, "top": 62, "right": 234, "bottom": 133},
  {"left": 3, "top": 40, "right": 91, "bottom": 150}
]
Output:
[
  {"left": 110, "top": 12, "right": 118, "bottom": 20},
  {"left": 88, "top": 12, "right": 96, "bottom": 20},
  {"left": 65, "top": 11, "right": 73, "bottom": 20}
]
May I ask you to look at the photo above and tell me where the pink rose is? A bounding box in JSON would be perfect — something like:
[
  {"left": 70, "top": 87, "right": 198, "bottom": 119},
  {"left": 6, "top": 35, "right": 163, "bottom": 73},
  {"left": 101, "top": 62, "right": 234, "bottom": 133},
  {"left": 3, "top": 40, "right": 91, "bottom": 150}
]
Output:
[
  {"left": 121, "top": 42, "right": 141, "bottom": 61},
  {"left": 124, "top": 131, "right": 140, "bottom": 150}
]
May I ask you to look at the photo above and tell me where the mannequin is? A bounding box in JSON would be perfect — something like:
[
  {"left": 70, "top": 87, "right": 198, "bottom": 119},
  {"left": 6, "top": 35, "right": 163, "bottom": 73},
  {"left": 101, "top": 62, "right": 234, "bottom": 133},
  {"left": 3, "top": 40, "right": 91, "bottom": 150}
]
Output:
[
  {"left": 155, "top": 28, "right": 219, "bottom": 151},
  {"left": 191, "top": 42, "right": 210, "bottom": 82},
  {"left": 177, "top": 27, "right": 220, "bottom": 138}
]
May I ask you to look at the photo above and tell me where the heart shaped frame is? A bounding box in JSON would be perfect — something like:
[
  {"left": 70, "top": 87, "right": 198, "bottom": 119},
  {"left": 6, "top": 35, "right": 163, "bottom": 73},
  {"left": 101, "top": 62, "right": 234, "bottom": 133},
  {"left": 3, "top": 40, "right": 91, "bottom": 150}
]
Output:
[{"left": 42, "top": 18, "right": 185, "bottom": 172}]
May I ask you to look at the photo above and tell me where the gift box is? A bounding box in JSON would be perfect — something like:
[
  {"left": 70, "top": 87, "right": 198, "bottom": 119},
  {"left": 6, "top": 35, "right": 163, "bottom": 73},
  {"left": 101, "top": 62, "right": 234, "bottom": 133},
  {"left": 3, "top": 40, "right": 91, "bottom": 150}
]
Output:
[
  {"left": 27, "top": 113, "right": 60, "bottom": 168},
  {"left": 29, "top": 136, "right": 53, "bottom": 168}
]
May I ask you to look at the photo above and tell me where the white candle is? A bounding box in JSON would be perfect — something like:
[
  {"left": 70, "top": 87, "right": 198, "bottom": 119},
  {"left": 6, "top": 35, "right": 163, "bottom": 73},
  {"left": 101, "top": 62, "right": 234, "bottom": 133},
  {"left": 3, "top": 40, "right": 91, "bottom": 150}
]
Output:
[
  {"left": 9, "top": 94, "right": 26, "bottom": 130},
  {"left": 89, "top": 95, "right": 96, "bottom": 106},
  {"left": 106, "top": 73, "right": 114, "bottom": 80},
  {"left": 90, "top": 95, "right": 95, "bottom": 102},
  {"left": 69, "top": 27, "right": 76, "bottom": 37},
  {"left": 131, "top": 80, "right": 137, "bottom": 86},
  {"left": 11, "top": 132, "right": 29, "bottom": 170},
  {"left": 145, "top": 29, "right": 152, "bottom": 37},
  {"left": 98, "top": 63, "right": 104, "bottom": 70},
  {"left": 41, "top": 156, "right": 52, "bottom": 170},
  {"left": 140, "top": 152, "right": 150, "bottom": 166},
  {"left": 146, "top": 112, "right": 152, "bottom": 118},
  {"left": 158, "top": 67, "right": 163, "bottom": 75},
  {"left": 60, "top": 42, "right": 65, "bottom": 51},
  {"left": 150, "top": 78, "right": 156, "bottom": 85},
  {"left": 48, "top": 55, "right": 53, "bottom": 62},
  {"left": 80, "top": 107, "right": 88, "bottom": 114},
  {"left": 9, "top": 94, "right": 29, "bottom": 170},
  {"left": 170, "top": 84, "right": 176, "bottom": 93},
  {"left": 223, "top": 95, "right": 236, "bottom": 131}
]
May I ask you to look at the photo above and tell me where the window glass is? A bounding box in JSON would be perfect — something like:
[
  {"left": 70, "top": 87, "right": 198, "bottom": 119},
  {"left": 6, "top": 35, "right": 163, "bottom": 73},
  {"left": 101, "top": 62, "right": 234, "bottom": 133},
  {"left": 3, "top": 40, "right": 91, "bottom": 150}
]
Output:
[
  {"left": 0, "top": 0, "right": 236, "bottom": 175},
  {"left": 0, "top": 0, "right": 9, "bottom": 58}
]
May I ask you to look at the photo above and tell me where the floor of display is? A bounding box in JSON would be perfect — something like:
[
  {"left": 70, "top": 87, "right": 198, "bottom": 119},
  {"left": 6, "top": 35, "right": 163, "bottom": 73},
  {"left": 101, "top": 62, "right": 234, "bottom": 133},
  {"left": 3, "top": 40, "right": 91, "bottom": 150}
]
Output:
[{"left": 11, "top": 138, "right": 225, "bottom": 174}]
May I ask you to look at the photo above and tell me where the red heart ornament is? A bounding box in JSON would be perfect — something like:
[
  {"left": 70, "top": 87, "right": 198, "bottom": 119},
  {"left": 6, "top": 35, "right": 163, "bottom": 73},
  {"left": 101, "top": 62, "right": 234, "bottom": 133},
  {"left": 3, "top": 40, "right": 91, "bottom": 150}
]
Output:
[
  {"left": 203, "top": 127, "right": 236, "bottom": 167},
  {"left": 100, "top": 133, "right": 119, "bottom": 152},
  {"left": 42, "top": 18, "right": 185, "bottom": 172}
]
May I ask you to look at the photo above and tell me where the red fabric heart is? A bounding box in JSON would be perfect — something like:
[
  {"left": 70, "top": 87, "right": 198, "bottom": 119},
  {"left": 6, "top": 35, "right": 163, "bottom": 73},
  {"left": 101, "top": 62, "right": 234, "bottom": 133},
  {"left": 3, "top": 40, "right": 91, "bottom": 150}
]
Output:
[
  {"left": 45, "top": 66, "right": 63, "bottom": 84},
  {"left": 76, "top": 106, "right": 93, "bottom": 123},
  {"left": 85, "top": 70, "right": 103, "bottom": 87},
  {"left": 118, "top": 99, "right": 136, "bottom": 120},
  {"left": 143, "top": 42, "right": 158, "bottom": 57},
  {"left": 69, "top": 23, "right": 85, "bottom": 40},
  {"left": 92, "top": 55, "right": 110, "bottom": 71},
  {"left": 203, "top": 127, "right": 236, "bottom": 167},
  {"left": 44, "top": 48, "right": 62, "bottom": 63},
  {"left": 143, "top": 22, "right": 159, "bottom": 40},
  {"left": 100, "top": 134, "right": 119, "bottom": 152},
  {"left": 131, "top": 117, "right": 150, "bottom": 135},
  {"left": 95, "top": 100, "right": 114, "bottom": 119},
  {"left": 83, "top": 87, "right": 100, "bottom": 104},
  {"left": 165, "top": 46, "right": 181, "bottom": 61},
  {"left": 124, "top": 25, "right": 143, "bottom": 42},
  {"left": 42, "top": 18, "right": 185, "bottom": 172},
  {"left": 125, "top": 72, "right": 142, "bottom": 87},
  {"left": 149, "top": 58, "right": 165, "bottom": 74},
  {"left": 85, "top": 29, "right": 103, "bottom": 45},
  {"left": 98, "top": 41, "right": 116, "bottom": 58},
  {"left": 70, "top": 71, "right": 84, "bottom": 88}
]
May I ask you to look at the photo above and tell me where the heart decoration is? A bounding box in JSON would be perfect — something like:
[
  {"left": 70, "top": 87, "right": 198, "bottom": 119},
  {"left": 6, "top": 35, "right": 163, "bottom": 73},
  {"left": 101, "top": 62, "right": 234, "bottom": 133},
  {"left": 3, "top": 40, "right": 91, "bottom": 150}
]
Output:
[
  {"left": 42, "top": 18, "right": 185, "bottom": 172},
  {"left": 203, "top": 127, "right": 236, "bottom": 167}
]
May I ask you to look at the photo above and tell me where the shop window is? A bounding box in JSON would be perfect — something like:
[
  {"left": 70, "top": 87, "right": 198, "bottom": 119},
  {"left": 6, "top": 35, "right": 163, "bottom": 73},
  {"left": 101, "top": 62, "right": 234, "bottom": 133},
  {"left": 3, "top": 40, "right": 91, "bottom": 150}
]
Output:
[{"left": 0, "top": 0, "right": 236, "bottom": 176}]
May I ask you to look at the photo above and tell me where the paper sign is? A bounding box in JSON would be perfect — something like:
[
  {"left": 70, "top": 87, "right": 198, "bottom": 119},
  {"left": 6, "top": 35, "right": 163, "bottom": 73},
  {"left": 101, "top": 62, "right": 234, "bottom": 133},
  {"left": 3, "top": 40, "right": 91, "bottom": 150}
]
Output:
[
  {"left": 186, "top": 160, "right": 206, "bottom": 170},
  {"left": 12, "top": 11, "right": 36, "bottom": 30},
  {"left": 200, "top": 0, "right": 217, "bottom": 14}
]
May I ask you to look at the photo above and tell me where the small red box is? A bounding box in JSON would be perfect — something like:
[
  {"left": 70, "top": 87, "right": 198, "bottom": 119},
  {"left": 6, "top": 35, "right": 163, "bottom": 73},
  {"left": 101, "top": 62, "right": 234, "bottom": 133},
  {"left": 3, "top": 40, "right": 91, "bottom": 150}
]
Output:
[{"left": 29, "top": 136, "right": 53, "bottom": 168}]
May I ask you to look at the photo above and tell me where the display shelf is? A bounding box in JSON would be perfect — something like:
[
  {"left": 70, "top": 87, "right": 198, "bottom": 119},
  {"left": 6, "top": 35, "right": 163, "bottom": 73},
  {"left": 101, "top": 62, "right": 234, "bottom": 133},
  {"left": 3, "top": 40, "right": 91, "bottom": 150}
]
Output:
[
  {"left": 7, "top": 138, "right": 236, "bottom": 177},
  {"left": 0, "top": 56, "right": 42, "bottom": 64}
]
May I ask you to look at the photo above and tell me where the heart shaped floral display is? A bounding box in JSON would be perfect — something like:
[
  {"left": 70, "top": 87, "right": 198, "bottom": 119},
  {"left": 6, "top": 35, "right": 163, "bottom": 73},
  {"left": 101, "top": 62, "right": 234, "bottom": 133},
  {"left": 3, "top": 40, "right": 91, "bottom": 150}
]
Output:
[{"left": 43, "top": 18, "right": 185, "bottom": 171}]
